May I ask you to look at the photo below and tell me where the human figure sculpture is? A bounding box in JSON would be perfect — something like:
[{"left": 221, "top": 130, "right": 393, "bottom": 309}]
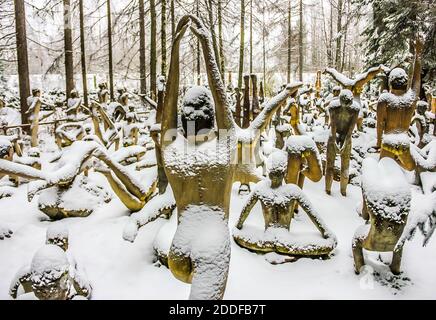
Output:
[
  {"left": 159, "top": 15, "right": 237, "bottom": 300},
  {"left": 9, "top": 243, "right": 91, "bottom": 300},
  {"left": 122, "top": 110, "right": 140, "bottom": 147},
  {"left": 325, "top": 89, "right": 360, "bottom": 196},
  {"left": 323, "top": 86, "right": 341, "bottom": 126},
  {"left": 0, "top": 141, "right": 111, "bottom": 219},
  {"left": 90, "top": 101, "right": 121, "bottom": 150},
  {"left": 66, "top": 89, "right": 88, "bottom": 121},
  {"left": 234, "top": 151, "right": 336, "bottom": 260},
  {"left": 352, "top": 157, "right": 411, "bottom": 275},
  {"left": 55, "top": 123, "right": 85, "bottom": 148},
  {"left": 376, "top": 38, "right": 423, "bottom": 170},
  {"left": 410, "top": 101, "right": 430, "bottom": 148},
  {"left": 284, "top": 97, "right": 302, "bottom": 135}
]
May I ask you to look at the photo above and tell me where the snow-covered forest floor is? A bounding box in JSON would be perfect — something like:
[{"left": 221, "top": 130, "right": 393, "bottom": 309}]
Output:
[{"left": 1, "top": 123, "right": 435, "bottom": 300}]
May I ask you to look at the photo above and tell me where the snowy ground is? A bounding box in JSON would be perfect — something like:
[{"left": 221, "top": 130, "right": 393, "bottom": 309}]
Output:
[{"left": 1, "top": 119, "right": 436, "bottom": 300}]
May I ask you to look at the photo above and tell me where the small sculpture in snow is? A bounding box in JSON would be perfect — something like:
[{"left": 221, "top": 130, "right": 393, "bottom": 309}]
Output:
[
  {"left": 90, "top": 101, "right": 121, "bottom": 150},
  {"left": 234, "top": 151, "right": 337, "bottom": 261},
  {"left": 9, "top": 244, "right": 91, "bottom": 300},
  {"left": 66, "top": 89, "right": 88, "bottom": 121},
  {"left": 376, "top": 38, "right": 423, "bottom": 170},
  {"left": 325, "top": 89, "right": 360, "bottom": 196},
  {"left": 353, "top": 157, "right": 411, "bottom": 275},
  {"left": 323, "top": 86, "right": 341, "bottom": 126},
  {"left": 284, "top": 97, "right": 302, "bottom": 135},
  {"left": 55, "top": 123, "right": 85, "bottom": 147}
]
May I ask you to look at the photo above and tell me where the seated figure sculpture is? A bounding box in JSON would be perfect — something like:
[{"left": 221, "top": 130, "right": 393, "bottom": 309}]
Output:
[
  {"left": 0, "top": 141, "right": 111, "bottom": 219},
  {"left": 352, "top": 157, "right": 411, "bottom": 275},
  {"left": 9, "top": 238, "right": 91, "bottom": 300},
  {"left": 410, "top": 101, "right": 431, "bottom": 148},
  {"left": 325, "top": 89, "right": 360, "bottom": 196},
  {"left": 376, "top": 38, "right": 423, "bottom": 170},
  {"left": 234, "top": 151, "right": 337, "bottom": 261}
]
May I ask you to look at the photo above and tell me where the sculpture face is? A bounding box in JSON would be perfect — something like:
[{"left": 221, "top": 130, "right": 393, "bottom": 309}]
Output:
[
  {"left": 339, "top": 90, "right": 353, "bottom": 107},
  {"left": 0, "top": 144, "right": 12, "bottom": 160},
  {"left": 181, "top": 87, "right": 215, "bottom": 137},
  {"left": 32, "top": 89, "right": 41, "bottom": 97},
  {"left": 389, "top": 68, "right": 408, "bottom": 91}
]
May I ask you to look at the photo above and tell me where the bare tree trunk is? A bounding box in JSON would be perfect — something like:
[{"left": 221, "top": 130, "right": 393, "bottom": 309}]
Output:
[
  {"left": 150, "top": 0, "right": 157, "bottom": 99},
  {"left": 287, "top": 0, "right": 292, "bottom": 83},
  {"left": 196, "top": 0, "right": 201, "bottom": 85},
  {"left": 79, "top": 0, "right": 88, "bottom": 107},
  {"left": 107, "top": 0, "right": 115, "bottom": 101},
  {"left": 249, "top": 0, "right": 253, "bottom": 74},
  {"left": 63, "top": 0, "right": 74, "bottom": 98},
  {"left": 335, "top": 0, "right": 343, "bottom": 70},
  {"left": 242, "top": 75, "right": 251, "bottom": 128},
  {"left": 206, "top": 0, "right": 221, "bottom": 79},
  {"left": 328, "top": 2, "right": 334, "bottom": 66},
  {"left": 170, "top": 0, "right": 175, "bottom": 41},
  {"left": 251, "top": 74, "right": 260, "bottom": 119},
  {"left": 14, "top": 0, "right": 30, "bottom": 128},
  {"left": 217, "top": 0, "right": 225, "bottom": 83},
  {"left": 236, "top": 0, "right": 245, "bottom": 126},
  {"left": 298, "top": 0, "right": 303, "bottom": 81},
  {"left": 139, "top": 0, "right": 147, "bottom": 96},
  {"left": 262, "top": 5, "right": 266, "bottom": 90},
  {"left": 161, "top": 0, "right": 167, "bottom": 75}
]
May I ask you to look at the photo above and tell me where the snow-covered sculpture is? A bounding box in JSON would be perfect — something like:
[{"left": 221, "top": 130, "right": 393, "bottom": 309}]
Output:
[
  {"left": 352, "top": 157, "right": 411, "bottom": 275},
  {"left": 274, "top": 123, "right": 292, "bottom": 149},
  {"left": 93, "top": 147, "right": 156, "bottom": 212},
  {"left": 153, "top": 14, "right": 250, "bottom": 300},
  {"left": 90, "top": 101, "right": 121, "bottom": 150},
  {"left": 376, "top": 38, "right": 423, "bottom": 170},
  {"left": 9, "top": 241, "right": 91, "bottom": 300},
  {"left": 410, "top": 101, "right": 431, "bottom": 148},
  {"left": 323, "top": 86, "right": 341, "bottom": 126},
  {"left": 55, "top": 123, "right": 85, "bottom": 147},
  {"left": 324, "top": 66, "right": 384, "bottom": 104},
  {"left": 0, "top": 141, "right": 111, "bottom": 219},
  {"left": 325, "top": 89, "right": 360, "bottom": 196},
  {"left": 65, "top": 89, "right": 88, "bottom": 121},
  {"left": 234, "top": 151, "right": 336, "bottom": 260},
  {"left": 284, "top": 97, "right": 302, "bottom": 135}
]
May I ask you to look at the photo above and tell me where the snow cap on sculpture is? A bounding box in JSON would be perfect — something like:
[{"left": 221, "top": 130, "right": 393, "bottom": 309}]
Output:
[
  {"left": 30, "top": 245, "right": 69, "bottom": 281},
  {"left": 266, "top": 150, "right": 288, "bottom": 173},
  {"left": 389, "top": 68, "right": 408, "bottom": 89},
  {"left": 181, "top": 85, "right": 215, "bottom": 135}
]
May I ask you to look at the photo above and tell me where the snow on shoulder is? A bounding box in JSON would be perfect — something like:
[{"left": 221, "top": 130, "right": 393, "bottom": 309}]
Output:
[
  {"left": 361, "top": 157, "right": 411, "bottom": 222},
  {"left": 285, "top": 135, "right": 317, "bottom": 154}
]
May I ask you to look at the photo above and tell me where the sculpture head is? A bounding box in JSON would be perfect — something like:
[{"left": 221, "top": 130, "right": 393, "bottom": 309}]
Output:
[
  {"left": 181, "top": 86, "right": 215, "bottom": 136},
  {"left": 70, "top": 89, "right": 79, "bottom": 99},
  {"left": 30, "top": 245, "right": 70, "bottom": 300},
  {"left": 389, "top": 68, "right": 408, "bottom": 91},
  {"left": 46, "top": 225, "right": 69, "bottom": 251},
  {"left": 417, "top": 101, "right": 429, "bottom": 115},
  {"left": 0, "top": 138, "right": 12, "bottom": 160},
  {"left": 98, "top": 83, "right": 107, "bottom": 90},
  {"left": 339, "top": 89, "right": 354, "bottom": 107},
  {"left": 266, "top": 151, "right": 288, "bottom": 187},
  {"left": 32, "top": 89, "right": 41, "bottom": 97},
  {"left": 333, "top": 86, "right": 341, "bottom": 97}
]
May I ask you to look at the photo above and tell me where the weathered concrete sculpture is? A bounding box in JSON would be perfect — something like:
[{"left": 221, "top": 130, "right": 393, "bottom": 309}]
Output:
[
  {"left": 353, "top": 157, "right": 411, "bottom": 275},
  {"left": 323, "top": 86, "right": 341, "bottom": 126},
  {"left": 376, "top": 38, "right": 423, "bottom": 170},
  {"left": 325, "top": 89, "right": 360, "bottom": 196},
  {"left": 284, "top": 97, "right": 302, "bottom": 135},
  {"left": 0, "top": 141, "right": 111, "bottom": 219},
  {"left": 9, "top": 243, "right": 91, "bottom": 300},
  {"left": 410, "top": 101, "right": 430, "bottom": 148},
  {"left": 234, "top": 151, "right": 336, "bottom": 260},
  {"left": 90, "top": 101, "right": 121, "bottom": 149},
  {"left": 66, "top": 89, "right": 88, "bottom": 121},
  {"left": 159, "top": 15, "right": 237, "bottom": 300},
  {"left": 55, "top": 123, "right": 85, "bottom": 148}
]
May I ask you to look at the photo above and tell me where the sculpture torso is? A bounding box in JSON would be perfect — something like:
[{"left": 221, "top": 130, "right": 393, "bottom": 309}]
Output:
[
  {"left": 379, "top": 90, "right": 416, "bottom": 134},
  {"left": 330, "top": 101, "right": 359, "bottom": 145},
  {"left": 254, "top": 180, "right": 302, "bottom": 230},
  {"left": 163, "top": 131, "right": 236, "bottom": 217}
]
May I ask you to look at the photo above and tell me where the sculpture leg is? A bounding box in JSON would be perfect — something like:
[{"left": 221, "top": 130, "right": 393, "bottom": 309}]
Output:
[
  {"left": 397, "top": 150, "right": 416, "bottom": 171},
  {"left": 325, "top": 139, "right": 335, "bottom": 195},
  {"left": 352, "top": 236, "right": 365, "bottom": 274},
  {"left": 340, "top": 139, "right": 352, "bottom": 196},
  {"left": 390, "top": 247, "right": 403, "bottom": 275}
]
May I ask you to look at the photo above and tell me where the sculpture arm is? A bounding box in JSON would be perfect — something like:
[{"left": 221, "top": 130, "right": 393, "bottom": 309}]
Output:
[
  {"left": 161, "top": 17, "right": 190, "bottom": 138},
  {"left": 354, "top": 66, "right": 384, "bottom": 91},
  {"left": 236, "top": 193, "right": 258, "bottom": 229},
  {"left": 9, "top": 266, "right": 31, "bottom": 299},
  {"left": 376, "top": 101, "right": 387, "bottom": 148},
  {"left": 301, "top": 149, "right": 322, "bottom": 182},
  {"left": 250, "top": 82, "right": 303, "bottom": 133},
  {"left": 411, "top": 37, "right": 424, "bottom": 96},
  {"left": 323, "top": 68, "right": 352, "bottom": 89},
  {"left": 296, "top": 190, "right": 331, "bottom": 238}
]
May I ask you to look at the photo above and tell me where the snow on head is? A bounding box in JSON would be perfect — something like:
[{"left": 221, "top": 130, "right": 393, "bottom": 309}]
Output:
[
  {"left": 30, "top": 245, "right": 69, "bottom": 281},
  {"left": 389, "top": 68, "right": 408, "bottom": 87},
  {"left": 266, "top": 150, "right": 288, "bottom": 173},
  {"left": 382, "top": 132, "right": 410, "bottom": 148},
  {"left": 46, "top": 224, "right": 69, "bottom": 242},
  {"left": 285, "top": 135, "right": 317, "bottom": 154},
  {"left": 361, "top": 157, "right": 411, "bottom": 222}
]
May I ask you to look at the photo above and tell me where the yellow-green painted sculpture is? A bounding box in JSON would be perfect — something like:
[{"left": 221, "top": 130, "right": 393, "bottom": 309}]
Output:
[
  {"left": 234, "top": 151, "right": 336, "bottom": 258},
  {"left": 376, "top": 38, "right": 423, "bottom": 170},
  {"left": 325, "top": 89, "right": 359, "bottom": 196},
  {"left": 352, "top": 157, "right": 411, "bottom": 275}
]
